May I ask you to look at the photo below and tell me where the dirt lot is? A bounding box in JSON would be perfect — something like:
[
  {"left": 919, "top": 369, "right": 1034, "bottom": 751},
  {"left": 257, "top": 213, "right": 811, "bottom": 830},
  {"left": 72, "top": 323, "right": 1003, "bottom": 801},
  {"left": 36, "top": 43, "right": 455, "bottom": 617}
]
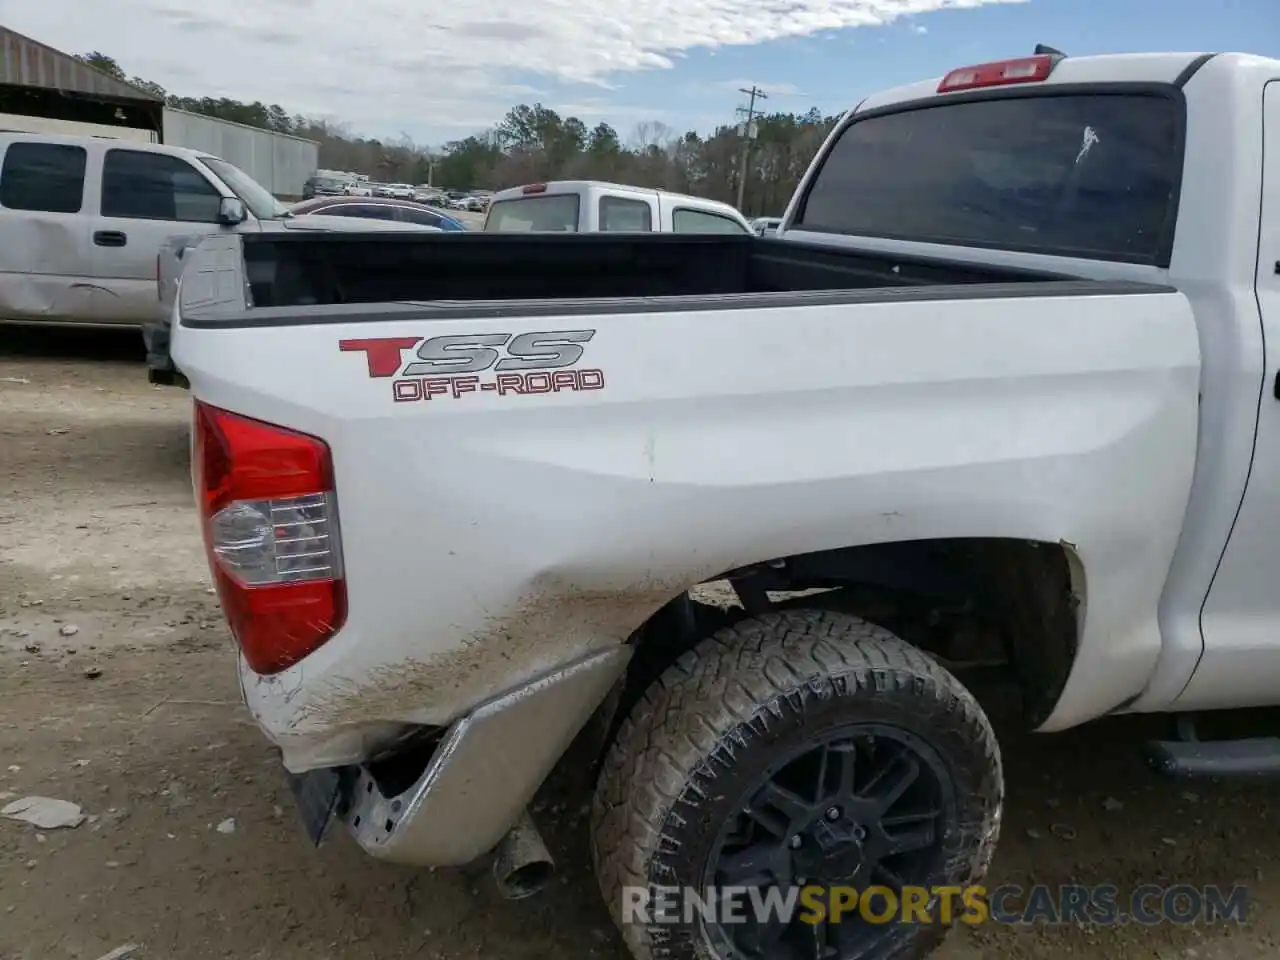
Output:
[{"left": 2, "top": 327, "right": 1280, "bottom": 960}]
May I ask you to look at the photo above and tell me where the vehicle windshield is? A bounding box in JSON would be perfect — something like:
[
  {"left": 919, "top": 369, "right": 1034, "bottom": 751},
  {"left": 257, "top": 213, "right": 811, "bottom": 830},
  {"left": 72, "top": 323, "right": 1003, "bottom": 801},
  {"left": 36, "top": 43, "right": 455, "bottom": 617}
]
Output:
[
  {"left": 200, "top": 157, "right": 291, "bottom": 220},
  {"left": 793, "top": 92, "right": 1183, "bottom": 265},
  {"left": 484, "top": 194, "right": 579, "bottom": 232}
]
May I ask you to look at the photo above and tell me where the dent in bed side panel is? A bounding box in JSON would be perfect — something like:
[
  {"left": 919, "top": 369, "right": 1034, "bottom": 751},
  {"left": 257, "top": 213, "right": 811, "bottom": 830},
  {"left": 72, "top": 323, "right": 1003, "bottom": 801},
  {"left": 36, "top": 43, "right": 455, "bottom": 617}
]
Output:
[{"left": 173, "top": 289, "right": 1200, "bottom": 771}]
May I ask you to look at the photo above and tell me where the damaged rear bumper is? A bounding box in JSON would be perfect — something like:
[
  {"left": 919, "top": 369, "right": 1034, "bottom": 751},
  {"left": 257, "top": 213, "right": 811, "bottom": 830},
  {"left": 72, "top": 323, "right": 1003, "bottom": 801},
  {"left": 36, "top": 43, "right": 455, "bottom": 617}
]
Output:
[{"left": 289, "top": 645, "right": 630, "bottom": 866}]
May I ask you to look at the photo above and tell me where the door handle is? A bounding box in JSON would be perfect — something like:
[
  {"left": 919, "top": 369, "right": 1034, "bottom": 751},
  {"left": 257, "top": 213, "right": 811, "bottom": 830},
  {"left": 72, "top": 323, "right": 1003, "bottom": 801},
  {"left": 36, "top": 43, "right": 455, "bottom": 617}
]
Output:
[{"left": 93, "top": 230, "right": 127, "bottom": 247}]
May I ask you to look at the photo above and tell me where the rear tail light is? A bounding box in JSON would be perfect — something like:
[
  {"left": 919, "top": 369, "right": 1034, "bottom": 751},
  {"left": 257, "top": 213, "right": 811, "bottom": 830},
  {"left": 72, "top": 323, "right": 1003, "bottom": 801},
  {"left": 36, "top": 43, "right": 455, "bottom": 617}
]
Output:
[
  {"left": 522, "top": 183, "right": 548, "bottom": 194},
  {"left": 938, "top": 55, "right": 1059, "bottom": 93},
  {"left": 193, "top": 401, "right": 347, "bottom": 675}
]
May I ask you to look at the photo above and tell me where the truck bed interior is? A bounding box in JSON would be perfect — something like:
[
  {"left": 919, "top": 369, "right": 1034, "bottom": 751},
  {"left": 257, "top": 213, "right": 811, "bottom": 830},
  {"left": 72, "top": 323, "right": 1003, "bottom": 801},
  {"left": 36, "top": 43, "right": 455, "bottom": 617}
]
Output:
[{"left": 242, "top": 233, "right": 1074, "bottom": 309}]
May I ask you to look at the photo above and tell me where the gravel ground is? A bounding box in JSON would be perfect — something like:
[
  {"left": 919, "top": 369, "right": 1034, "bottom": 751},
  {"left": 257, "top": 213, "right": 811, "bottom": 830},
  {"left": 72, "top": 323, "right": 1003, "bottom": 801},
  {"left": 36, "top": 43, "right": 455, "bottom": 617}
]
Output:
[{"left": 2, "top": 327, "right": 1280, "bottom": 960}]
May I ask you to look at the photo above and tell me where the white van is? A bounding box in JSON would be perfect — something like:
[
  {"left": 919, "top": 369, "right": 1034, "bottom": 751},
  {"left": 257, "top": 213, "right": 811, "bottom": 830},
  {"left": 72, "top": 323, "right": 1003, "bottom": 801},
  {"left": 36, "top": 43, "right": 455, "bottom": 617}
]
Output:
[
  {"left": 483, "top": 180, "right": 753, "bottom": 234},
  {"left": 0, "top": 131, "right": 426, "bottom": 329}
]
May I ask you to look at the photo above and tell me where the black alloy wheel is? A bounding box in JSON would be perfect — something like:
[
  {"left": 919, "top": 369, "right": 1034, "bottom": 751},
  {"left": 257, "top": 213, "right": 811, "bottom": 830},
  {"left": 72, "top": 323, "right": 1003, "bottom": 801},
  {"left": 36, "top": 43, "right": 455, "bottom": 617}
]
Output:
[
  {"left": 592, "top": 609, "right": 1003, "bottom": 960},
  {"left": 703, "top": 724, "right": 953, "bottom": 960}
]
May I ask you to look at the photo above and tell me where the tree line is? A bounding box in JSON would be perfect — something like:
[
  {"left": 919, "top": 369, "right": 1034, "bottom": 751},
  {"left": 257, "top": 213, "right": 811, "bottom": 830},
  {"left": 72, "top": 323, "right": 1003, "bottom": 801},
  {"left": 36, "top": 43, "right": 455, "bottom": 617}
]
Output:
[{"left": 78, "top": 52, "right": 839, "bottom": 215}]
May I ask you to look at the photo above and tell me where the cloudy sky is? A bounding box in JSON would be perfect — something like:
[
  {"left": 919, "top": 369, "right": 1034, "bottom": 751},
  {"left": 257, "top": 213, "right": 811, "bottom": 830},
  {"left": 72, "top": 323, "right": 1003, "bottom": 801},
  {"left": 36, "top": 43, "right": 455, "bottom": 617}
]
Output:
[{"left": 2, "top": 0, "right": 1277, "bottom": 146}]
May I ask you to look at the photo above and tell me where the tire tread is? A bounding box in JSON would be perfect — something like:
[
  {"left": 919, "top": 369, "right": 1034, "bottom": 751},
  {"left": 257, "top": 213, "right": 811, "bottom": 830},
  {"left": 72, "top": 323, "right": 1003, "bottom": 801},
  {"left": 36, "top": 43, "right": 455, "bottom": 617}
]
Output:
[{"left": 591, "top": 608, "right": 1002, "bottom": 960}]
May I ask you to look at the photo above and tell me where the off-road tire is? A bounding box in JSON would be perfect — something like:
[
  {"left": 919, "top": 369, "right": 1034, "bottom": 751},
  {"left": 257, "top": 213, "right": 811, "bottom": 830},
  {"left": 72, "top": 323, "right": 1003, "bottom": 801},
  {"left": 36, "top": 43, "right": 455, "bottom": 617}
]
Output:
[{"left": 591, "top": 609, "right": 1003, "bottom": 960}]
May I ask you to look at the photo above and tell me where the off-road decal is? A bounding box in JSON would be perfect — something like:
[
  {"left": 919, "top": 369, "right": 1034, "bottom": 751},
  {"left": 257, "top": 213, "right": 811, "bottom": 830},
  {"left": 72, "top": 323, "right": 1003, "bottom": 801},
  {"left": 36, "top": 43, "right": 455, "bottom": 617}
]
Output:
[{"left": 339, "top": 331, "right": 605, "bottom": 402}]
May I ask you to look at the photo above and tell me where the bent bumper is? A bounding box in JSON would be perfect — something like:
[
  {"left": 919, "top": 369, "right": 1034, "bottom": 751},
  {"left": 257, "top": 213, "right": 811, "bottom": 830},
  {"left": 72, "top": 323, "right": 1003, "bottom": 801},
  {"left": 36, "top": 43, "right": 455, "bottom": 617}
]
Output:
[{"left": 315, "top": 645, "right": 630, "bottom": 866}]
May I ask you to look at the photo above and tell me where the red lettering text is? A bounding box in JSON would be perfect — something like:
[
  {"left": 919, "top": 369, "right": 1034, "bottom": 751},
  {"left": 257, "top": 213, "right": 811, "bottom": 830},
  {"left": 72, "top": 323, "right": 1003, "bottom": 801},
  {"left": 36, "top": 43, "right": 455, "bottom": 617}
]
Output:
[{"left": 340, "top": 337, "right": 423, "bottom": 378}]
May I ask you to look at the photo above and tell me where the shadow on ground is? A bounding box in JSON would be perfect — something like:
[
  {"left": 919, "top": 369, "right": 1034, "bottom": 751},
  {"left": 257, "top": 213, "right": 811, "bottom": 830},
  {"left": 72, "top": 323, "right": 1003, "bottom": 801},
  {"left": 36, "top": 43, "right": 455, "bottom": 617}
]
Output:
[{"left": 1, "top": 324, "right": 145, "bottom": 364}]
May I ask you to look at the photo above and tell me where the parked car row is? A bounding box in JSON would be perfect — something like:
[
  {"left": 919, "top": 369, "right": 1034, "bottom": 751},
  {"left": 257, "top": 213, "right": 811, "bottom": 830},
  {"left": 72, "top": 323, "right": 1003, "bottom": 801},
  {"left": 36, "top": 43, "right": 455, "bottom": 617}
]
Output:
[
  {"left": 370, "top": 182, "right": 415, "bottom": 200},
  {"left": 417, "top": 190, "right": 491, "bottom": 212},
  {"left": 290, "top": 195, "right": 468, "bottom": 231},
  {"left": 305, "top": 173, "right": 497, "bottom": 211}
]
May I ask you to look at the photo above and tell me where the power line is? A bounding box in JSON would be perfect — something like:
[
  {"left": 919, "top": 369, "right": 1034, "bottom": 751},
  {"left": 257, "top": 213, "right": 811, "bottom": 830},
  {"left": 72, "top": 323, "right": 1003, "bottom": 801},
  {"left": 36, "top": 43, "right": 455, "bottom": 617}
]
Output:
[{"left": 735, "top": 85, "right": 768, "bottom": 211}]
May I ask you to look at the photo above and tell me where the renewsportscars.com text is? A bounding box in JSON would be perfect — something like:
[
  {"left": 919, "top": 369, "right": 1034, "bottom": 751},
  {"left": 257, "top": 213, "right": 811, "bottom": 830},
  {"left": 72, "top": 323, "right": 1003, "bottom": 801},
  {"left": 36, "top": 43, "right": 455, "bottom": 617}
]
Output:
[{"left": 622, "top": 883, "right": 1249, "bottom": 927}]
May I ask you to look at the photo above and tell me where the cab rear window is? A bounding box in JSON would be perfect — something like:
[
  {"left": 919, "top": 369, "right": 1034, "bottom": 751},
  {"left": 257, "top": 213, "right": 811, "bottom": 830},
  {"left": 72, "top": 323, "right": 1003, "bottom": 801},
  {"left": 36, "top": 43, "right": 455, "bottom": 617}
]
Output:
[
  {"left": 793, "top": 92, "right": 1183, "bottom": 265},
  {"left": 484, "top": 194, "right": 579, "bottom": 232}
]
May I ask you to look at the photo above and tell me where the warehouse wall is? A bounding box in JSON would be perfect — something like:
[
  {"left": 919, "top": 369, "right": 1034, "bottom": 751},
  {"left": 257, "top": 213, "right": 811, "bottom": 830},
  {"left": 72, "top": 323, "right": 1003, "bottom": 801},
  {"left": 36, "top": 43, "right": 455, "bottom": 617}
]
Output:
[{"left": 161, "top": 108, "right": 318, "bottom": 197}]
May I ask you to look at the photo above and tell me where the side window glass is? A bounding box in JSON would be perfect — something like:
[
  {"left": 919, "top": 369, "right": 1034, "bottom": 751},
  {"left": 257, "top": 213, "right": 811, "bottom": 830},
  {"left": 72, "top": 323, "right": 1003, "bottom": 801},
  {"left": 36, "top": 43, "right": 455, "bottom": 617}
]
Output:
[
  {"left": 102, "top": 150, "right": 221, "bottom": 222},
  {"left": 0, "top": 142, "right": 87, "bottom": 213},
  {"left": 334, "top": 204, "right": 396, "bottom": 220},
  {"left": 793, "top": 94, "right": 1182, "bottom": 263},
  {"left": 599, "top": 196, "right": 653, "bottom": 232},
  {"left": 672, "top": 208, "right": 750, "bottom": 234},
  {"left": 398, "top": 208, "right": 443, "bottom": 227},
  {"left": 171, "top": 168, "right": 223, "bottom": 222}
]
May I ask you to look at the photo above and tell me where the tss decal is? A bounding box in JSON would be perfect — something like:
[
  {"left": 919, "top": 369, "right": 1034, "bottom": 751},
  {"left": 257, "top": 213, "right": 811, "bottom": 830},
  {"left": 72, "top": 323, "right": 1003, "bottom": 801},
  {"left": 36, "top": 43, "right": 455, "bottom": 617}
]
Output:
[{"left": 339, "top": 331, "right": 606, "bottom": 402}]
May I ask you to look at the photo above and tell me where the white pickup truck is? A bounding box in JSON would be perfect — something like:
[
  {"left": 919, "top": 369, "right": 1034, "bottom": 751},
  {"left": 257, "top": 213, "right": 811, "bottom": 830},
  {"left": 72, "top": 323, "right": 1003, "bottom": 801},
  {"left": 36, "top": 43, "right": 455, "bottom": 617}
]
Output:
[
  {"left": 0, "top": 131, "right": 433, "bottom": 386},
  {"left": 0, "top": 132, "right": 428, "bottom": 333},
  {"left": 483, "top": 179, "right": 753, "bottom": 233},
  {"left": 169, "top": 49, "right": 1280, "bottom": 960}
]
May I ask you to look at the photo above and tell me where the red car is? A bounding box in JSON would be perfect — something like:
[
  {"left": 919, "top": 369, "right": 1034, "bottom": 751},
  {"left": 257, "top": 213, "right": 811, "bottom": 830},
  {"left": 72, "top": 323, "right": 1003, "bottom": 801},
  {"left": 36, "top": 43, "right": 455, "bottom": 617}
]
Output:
[{"left": 289, "top": 195, "right": 468, "bottom": 231}]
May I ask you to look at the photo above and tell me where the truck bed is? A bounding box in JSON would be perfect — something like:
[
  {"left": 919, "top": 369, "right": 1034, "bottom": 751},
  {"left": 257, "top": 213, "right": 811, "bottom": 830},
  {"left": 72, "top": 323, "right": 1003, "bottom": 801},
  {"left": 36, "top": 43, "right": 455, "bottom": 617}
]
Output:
[
  {"left": 228, "top": 232, "right": 1083, "bottom": 317},
  {"left": 171, "top": 226, "right": 1198, "bottom": 779}
]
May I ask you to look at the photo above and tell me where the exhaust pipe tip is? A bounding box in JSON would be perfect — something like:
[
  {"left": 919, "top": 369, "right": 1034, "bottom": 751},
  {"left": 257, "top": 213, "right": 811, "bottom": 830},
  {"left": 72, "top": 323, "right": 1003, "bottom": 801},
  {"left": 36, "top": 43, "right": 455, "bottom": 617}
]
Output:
[
  {"left": 498, "top": 859, "right": 556, "bottom": 900},
  {"left": 493, "top": 809, "right": 555, "bottom": 900}
]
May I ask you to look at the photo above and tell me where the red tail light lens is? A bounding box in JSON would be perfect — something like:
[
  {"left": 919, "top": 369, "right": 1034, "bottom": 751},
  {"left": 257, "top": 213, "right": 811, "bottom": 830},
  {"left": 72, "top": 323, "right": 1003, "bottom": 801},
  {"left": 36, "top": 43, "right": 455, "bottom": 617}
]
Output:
[{"left": 193, "top": 401, "right": 347, "bottom": 675}]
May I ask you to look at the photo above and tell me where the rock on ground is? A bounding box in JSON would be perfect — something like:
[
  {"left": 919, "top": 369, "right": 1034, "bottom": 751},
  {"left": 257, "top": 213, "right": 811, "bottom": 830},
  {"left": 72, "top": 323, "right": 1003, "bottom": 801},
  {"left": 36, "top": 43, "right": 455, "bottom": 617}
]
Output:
[{"left": 2, "top": 796, "right": 86, "bottom": 829}]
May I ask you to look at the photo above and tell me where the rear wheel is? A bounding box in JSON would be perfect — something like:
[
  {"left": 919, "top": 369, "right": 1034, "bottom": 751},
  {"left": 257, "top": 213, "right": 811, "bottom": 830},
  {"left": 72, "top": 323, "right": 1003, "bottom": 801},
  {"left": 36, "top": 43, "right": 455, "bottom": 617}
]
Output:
[{"left": 591, "top": 609, "right": 1002, "bottom": 960}]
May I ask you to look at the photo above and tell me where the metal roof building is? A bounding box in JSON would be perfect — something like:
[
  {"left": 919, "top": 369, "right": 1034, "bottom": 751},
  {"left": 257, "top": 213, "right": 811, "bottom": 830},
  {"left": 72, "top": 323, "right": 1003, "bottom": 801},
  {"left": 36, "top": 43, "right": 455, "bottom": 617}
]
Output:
[
  {"left": 0, "top": 26, "right": 163, "bottom": 101},
  {"left": 0, "top": 25, "right": 165, "bottom": 132},
  {"left": 0, "top": 25, "right": 319, "bottom": 196}
]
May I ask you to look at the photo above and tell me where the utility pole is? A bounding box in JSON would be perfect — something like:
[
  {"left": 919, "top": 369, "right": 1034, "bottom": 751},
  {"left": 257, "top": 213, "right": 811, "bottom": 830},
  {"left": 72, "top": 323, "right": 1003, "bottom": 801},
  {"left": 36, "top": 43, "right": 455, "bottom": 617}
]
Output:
[{"left": 735, "top": 85, "right": 767, "bottom": 211}]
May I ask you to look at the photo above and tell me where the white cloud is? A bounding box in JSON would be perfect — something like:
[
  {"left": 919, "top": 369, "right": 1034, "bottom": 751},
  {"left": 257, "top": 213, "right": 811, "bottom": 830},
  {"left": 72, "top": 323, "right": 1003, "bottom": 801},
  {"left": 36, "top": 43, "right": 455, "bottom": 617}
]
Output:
[{"left": 3, "top": 0, "right": 1024, "bottom": 140}]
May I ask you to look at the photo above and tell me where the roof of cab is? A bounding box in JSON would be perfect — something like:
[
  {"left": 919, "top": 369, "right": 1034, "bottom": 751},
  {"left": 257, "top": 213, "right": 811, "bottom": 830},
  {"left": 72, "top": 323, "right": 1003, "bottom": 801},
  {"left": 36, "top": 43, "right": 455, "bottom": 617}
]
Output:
[
  {"left": 0, "top": 128, "right": 213, "bottom": 163},
  {"left": 854, "top": 50, "right": 1216, "bottom": 114}
]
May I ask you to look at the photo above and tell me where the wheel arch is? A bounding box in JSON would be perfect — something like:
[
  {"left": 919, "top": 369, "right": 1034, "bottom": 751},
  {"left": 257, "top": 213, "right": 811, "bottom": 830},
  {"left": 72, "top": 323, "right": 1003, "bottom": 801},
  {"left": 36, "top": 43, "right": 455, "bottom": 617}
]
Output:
[{"left": 621, "top": 536, "right": 1086, "bottom": 733}]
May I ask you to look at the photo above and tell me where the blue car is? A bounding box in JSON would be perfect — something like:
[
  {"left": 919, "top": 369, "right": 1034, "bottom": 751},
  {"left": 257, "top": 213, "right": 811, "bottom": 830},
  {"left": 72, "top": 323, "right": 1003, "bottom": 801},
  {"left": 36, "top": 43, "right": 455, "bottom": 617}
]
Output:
[{"left": 290, "top": 196, "right": 469, "bottom": 231}]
